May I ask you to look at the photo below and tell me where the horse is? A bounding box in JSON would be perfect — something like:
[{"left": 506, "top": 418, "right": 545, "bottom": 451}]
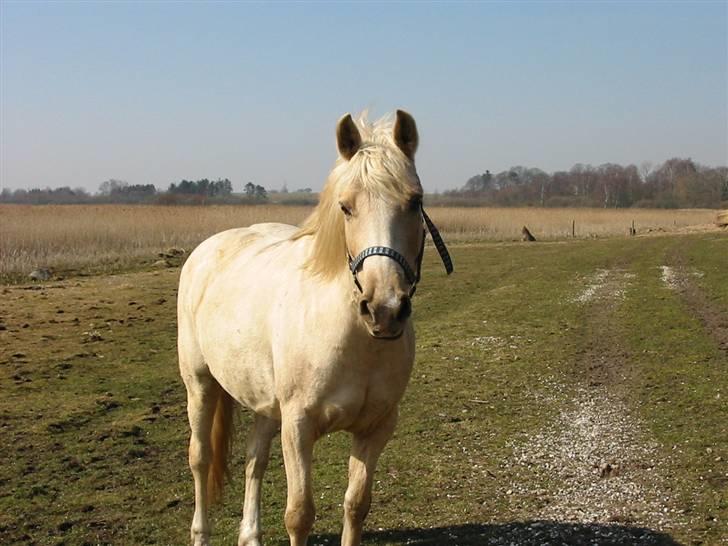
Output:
[{"left": 177, "top": 110, "right": 451, "bottom": 546}]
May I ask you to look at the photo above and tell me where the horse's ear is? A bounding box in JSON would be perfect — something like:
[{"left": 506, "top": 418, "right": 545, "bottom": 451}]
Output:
[
  {"left": 393, "top": 109, "right": 418, "bottom": 161},
  {"left": 336, "top": 114, "right": 362, "bottom": 161}
]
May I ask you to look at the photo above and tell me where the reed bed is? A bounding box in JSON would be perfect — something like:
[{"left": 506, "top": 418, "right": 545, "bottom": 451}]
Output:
[
  {"left": 0, "top": 204, "right": 717, "bottom": 281},
  {"left": 424, "top": 206, "right": 716, "bottom": 241},
  {"left": 0, "top": 204, "right": 310, "bottom": 280}
]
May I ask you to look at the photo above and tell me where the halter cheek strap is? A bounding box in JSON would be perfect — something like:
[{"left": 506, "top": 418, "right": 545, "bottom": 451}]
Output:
[
  {"left": 347, "top": 206, "right": 453, "bottom": 296},
  {"left": 421, "top": 208, "right": 453, "bottom": 276}
]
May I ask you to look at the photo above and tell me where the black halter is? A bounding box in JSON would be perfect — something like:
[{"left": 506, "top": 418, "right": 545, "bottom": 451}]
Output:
[{"left": 347, "top": 206, "right": 453, "bottom": 297}]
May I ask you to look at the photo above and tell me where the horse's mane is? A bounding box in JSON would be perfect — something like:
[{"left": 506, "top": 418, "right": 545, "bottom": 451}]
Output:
[{"left": 292, "top": 112, "right": 421, "bottom": 279}]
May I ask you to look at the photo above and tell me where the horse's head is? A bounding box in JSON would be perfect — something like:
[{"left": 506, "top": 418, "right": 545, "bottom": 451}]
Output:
[{"left": 334, "top": 110, "right": 425, "bottom": 339}]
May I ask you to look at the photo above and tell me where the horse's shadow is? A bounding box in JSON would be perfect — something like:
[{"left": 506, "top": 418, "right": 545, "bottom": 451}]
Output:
[{"left": 286, "top": 521, "right": 683, "bottom": 545}]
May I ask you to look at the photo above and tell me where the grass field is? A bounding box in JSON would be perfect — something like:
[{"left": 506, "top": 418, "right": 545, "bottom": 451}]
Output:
[
  {"left": 1, "top": 230, "right": 726, "bottom": 545},
  {"left": 0, "top": 204, "right": 718, "bottom": 282}
]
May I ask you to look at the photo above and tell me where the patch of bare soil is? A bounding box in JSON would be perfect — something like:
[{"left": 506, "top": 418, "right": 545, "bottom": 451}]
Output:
[
  {"left": 637, "top": 224, "right": 728, "bottom": 238},
  {"left": 499, "top": 269, "right": 690, "bottom": 544}
]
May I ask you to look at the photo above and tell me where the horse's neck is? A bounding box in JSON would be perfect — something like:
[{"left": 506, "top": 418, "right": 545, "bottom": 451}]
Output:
[
  {"left": 305, "top": 256, "right": 360, "bottom": 324},
  {"left": 325, "top": 267, "right": 359, "bottom": 312}
]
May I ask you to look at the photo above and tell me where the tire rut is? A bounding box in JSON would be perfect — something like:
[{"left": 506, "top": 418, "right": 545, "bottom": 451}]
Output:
[{"left": 665, "top": 247, "right": 728, "bottom": 355}]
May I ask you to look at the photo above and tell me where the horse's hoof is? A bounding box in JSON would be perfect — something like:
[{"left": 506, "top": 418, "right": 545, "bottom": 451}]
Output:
[
  {"left": 238, "top": 531, "right": 263, "bottom": 546},
  {"left": 191, "top": 533, "right": 211, "bottom": 546}
]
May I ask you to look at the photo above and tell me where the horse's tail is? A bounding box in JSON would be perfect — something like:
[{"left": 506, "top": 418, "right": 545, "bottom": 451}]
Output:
[{"left": 207, "top": 388, "right": 235, "bottom": 504}]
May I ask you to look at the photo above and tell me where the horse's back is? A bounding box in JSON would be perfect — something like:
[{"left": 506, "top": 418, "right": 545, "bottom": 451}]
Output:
[
  {"left": 179, "top": 223, "right": 296, "bottom": 298},
  {"left": 188, "top": 222, "right": 296, "bottom": 264},
  {"left": 178, "top": 222, "right": 301, "bottom": 336}
]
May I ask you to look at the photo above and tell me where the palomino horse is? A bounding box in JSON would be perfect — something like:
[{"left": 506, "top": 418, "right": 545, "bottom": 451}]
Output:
[{"left": 178, "top": 110, "right": 451, "bottom": 546}]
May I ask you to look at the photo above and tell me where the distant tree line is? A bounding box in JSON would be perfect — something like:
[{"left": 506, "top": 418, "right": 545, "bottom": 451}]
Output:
[
  {"left": 243, "top": 182, "right": 268, "bottom": 200},
  {"left": 0, "top": 178, "right": 282, "bottom": 205},
  {"left": 168, "top": 178, "right": 233, "bottom": 197},
  {"left": 99, "top": 179, "right": 157, "bottom": 203},
  {"left": 0, "top": 186, "right": 94, "bottom": 205},
  {"left": 4, "top": 157, "right": 725, "bottom": 208},
  {"left": 446, "top": 158, "right": 727, "bottom": 208}
]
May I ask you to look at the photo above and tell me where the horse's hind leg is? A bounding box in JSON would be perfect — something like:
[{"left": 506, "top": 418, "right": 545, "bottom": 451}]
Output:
[
  {"left": 238, "top": 414, "right": 278, "bottom": 546},
  {"left": 341, "top": 411, "right": 398, "bottom": 546},
  {"left": 182, "top": 367, "right": 222, "bottom": 546}
]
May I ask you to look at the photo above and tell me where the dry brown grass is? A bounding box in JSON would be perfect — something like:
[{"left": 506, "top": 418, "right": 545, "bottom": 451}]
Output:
[
  {"left": 0, "top": 204, "right": 717, "bottom": 281},
  {"left": 424, "top": 206, "right": 717, "bottom": 241},
  {"left": 717, "top": 209, "right": 728, "bottom": 226},
  {"left": 0, "top": 204, "right": 310, "bottom": 281}
]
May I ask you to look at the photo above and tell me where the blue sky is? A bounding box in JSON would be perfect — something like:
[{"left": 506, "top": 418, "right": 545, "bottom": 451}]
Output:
[{"left": 1, "top": 1, "right": 726, "bottom": 193}]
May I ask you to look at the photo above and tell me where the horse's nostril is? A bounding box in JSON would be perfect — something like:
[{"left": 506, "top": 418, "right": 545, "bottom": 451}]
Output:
[
  {"left": 359, "top": 299, "right": 370, "bottom": 317},
  {"left": 397, "top": 295, "right": 412, "bottom": 321}
]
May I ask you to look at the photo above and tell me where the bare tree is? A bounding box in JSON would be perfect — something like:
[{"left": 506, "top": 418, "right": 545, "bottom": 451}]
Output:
[{"left": 639, "top": 161, "right": 653, "bottom": 183}]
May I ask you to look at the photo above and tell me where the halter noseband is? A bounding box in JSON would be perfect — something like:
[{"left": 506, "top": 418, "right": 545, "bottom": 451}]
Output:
[{"left": 347, "top": 206, "right": 453, "bottom": 297}]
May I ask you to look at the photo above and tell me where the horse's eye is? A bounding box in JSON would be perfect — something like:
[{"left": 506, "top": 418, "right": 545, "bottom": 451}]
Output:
[
  {"left": 339, "top": 203, "right": 352, "bottom": 216},
  {"left": 409, "top": 197, "right": 423, "bottom": 212}
]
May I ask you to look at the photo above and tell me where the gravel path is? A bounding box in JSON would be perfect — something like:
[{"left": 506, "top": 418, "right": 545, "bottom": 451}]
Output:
[
  {"left": 506, "top": 384, "right": 678, "bottom": 529},
  {"left": 493, "top": 268, "right": 692, "bottom": 545}
]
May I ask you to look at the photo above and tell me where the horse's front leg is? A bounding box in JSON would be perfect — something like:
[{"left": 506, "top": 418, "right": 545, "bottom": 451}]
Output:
[
  {"left": 238, "top": 414, "right": 278, "bottom": 546},
  {"left": 280, "top": 409, "right": 317, "bottom": 546},
  {"left": 341, "top": 411, "right": 398, "bottom": 546}
]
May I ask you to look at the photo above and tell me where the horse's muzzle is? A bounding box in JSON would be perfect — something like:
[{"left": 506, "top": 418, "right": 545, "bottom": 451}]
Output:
[{"left": 359, "top": 294, "right": 411, "bottom": 339}]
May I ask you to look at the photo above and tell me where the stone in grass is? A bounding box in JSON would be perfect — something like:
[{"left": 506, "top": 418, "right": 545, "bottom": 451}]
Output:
[
  {"left": 57, "top": 520, "right": 74, "bottom": 532},
  {"left": 82, "top": 331, "right": 104, "bottom": 343},
  {"left": 29, "top": 268, "right": 52, "bottom": 281},
  {"left": 95, "top": 397, "right": 120, "bottom": 411},
  {"left": 153, "top": 259, "right": 172, "bottom": 268},
  {"left": 158, "top": 247, "right": 186, "bottom": 259},
  {"left": 598, "top": 461, "right": 620, "bottom": 478}
]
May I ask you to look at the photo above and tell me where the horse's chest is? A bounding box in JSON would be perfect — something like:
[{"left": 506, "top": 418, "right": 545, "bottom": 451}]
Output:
[
  {"left": 315, "top": 357, "right": 412, "bottom": 435},
  {"left": 273, "top": 314, "right": 415, "bottom": 434}
]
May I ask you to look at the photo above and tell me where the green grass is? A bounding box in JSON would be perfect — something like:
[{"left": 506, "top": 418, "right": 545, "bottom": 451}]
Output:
[
  {"left": 0, "top": 234, "right": 726, "bottom": 545},
  {"left": 680, "top": 234, "right": 728, "bottom": 306}
]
